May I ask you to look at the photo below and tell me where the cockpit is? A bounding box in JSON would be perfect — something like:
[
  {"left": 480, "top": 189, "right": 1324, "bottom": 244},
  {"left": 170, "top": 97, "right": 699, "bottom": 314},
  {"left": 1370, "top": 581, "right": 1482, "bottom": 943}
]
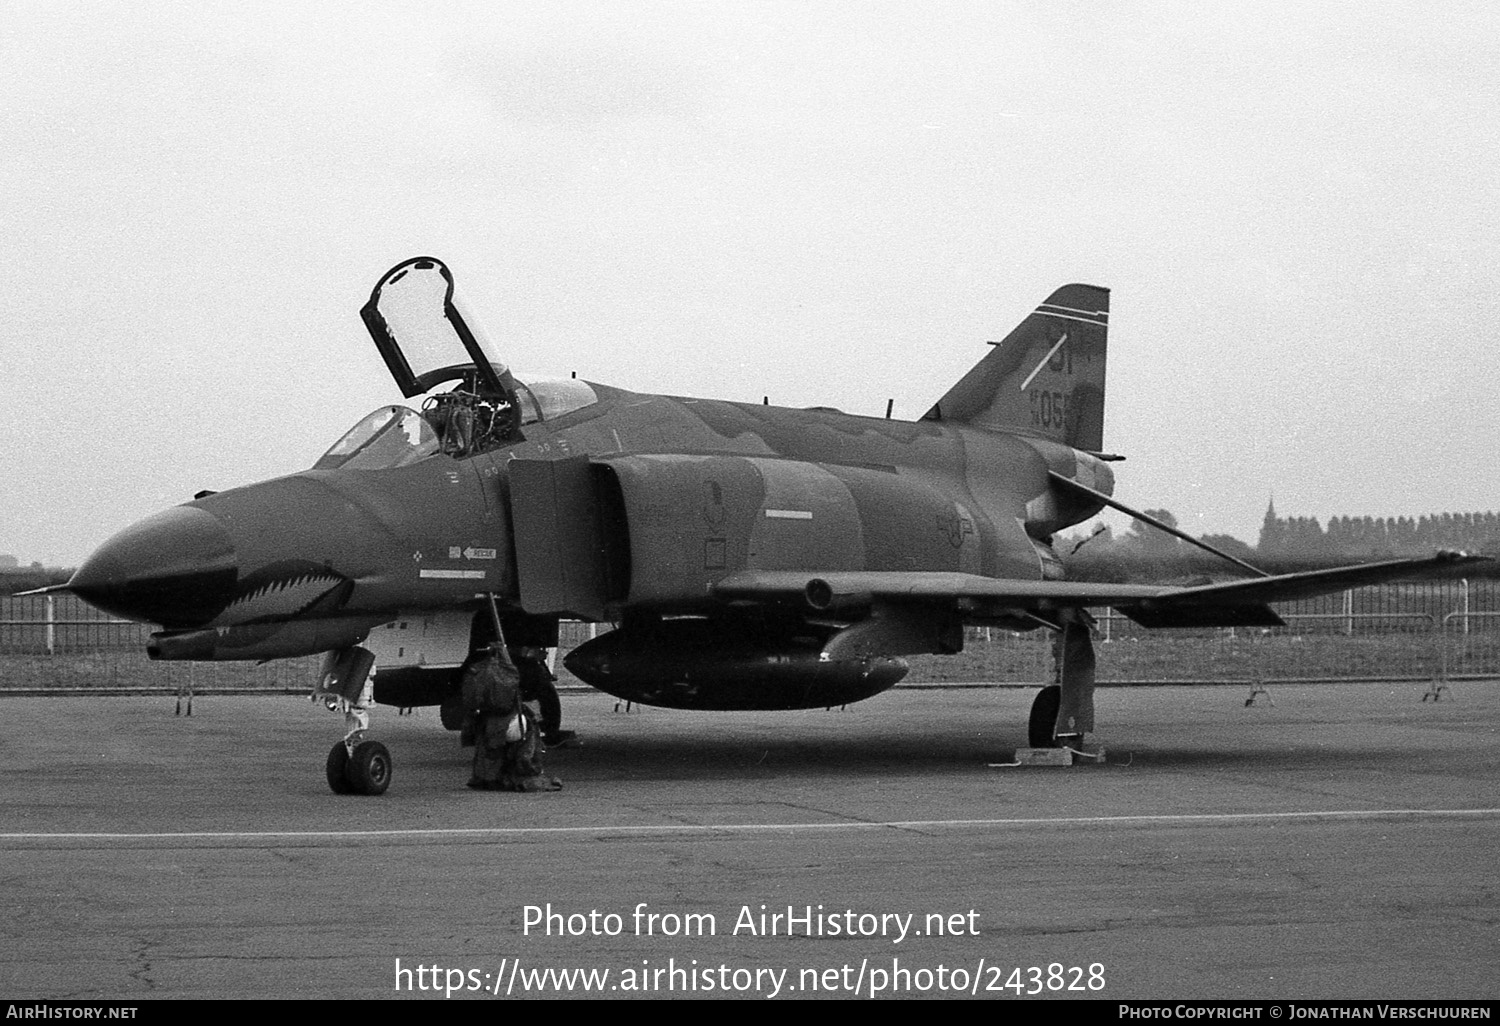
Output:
[
  {"left": 314, "top": 256, "right": 600, "bottom": 471},
  {"left": 514, "top": 376, "right": 600, "bottom": 425},
  {"left": 313, "top": 375, "right": 599, "bottom": 471}
]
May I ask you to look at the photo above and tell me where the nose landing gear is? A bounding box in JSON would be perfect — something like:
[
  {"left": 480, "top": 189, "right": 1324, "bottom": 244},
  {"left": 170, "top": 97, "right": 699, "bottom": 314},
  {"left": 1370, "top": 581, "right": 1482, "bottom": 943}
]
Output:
[{"left": 316, "top": 646, "right": 393, "bottom": 795}]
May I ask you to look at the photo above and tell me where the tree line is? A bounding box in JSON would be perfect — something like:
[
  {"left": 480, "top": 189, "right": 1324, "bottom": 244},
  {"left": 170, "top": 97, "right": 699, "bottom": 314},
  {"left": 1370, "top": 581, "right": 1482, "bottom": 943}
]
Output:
[
  {"left": 1258, "top": 507, "right": 1500, "bottom": 558},
  {"left": 1058, "top": 503, "right": 1500, "bottom": 582}
]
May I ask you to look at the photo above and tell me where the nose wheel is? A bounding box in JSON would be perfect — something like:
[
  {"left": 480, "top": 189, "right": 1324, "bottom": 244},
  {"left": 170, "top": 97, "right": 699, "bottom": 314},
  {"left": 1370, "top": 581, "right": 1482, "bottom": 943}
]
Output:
[{"left": 327, "top": 737, "right": 392, "bottom": 795}]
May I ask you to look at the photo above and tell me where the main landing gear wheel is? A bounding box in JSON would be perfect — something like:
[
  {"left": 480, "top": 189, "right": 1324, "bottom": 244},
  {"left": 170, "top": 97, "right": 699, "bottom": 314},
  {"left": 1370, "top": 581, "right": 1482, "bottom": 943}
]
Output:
[
  {"left": 326, "top": 740, "right": 393, "bottom": 795},
  {"left": 1028, "top": 684, "right": 1062, "bottom": 748}
]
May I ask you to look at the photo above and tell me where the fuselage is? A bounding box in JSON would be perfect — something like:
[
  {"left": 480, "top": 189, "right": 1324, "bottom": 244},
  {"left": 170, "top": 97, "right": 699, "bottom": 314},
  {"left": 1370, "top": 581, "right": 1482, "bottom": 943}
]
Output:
[{"left": 69, "top": 380, "right": 1113, "bottom": 657}]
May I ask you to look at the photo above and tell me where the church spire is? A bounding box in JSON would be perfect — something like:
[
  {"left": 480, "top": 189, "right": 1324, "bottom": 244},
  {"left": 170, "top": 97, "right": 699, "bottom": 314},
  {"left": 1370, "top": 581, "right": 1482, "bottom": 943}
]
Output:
[{"left": 1258, "top": 494, "right": 1282, "bottom": 554}]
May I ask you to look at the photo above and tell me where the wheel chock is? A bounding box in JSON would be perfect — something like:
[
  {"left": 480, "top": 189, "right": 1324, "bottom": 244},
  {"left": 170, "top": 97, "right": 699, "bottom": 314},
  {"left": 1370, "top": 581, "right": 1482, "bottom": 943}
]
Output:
[
  {"left": 1006, "top": 747, "right": 1073, "bottom": 767},
  {"left": 989, "top": 746, "right": 1108, "bottom": 768}
]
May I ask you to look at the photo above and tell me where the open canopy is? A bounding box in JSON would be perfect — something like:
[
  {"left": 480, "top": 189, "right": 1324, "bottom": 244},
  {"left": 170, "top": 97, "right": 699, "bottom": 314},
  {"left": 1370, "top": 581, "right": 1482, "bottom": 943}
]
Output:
[{"left": 359, "top": 256, "right": 513, "bottom": 398}]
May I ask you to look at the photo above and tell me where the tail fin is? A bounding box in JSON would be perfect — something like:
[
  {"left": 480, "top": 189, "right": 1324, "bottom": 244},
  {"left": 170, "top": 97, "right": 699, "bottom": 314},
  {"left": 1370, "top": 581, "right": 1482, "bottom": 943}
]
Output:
[{"left": 922, "top": 284, "right": 1109, "bottom": 452}]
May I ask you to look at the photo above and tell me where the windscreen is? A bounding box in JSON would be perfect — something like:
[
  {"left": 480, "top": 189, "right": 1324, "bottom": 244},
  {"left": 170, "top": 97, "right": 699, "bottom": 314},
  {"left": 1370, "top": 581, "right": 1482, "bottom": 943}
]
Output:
[{"left": 313, "top": 406, "right": 438, "bottom": 471}]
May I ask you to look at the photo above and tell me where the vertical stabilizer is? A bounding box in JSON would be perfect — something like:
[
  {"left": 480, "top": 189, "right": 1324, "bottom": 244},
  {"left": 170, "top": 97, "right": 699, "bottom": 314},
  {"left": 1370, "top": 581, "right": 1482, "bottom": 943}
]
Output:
[{"left": 922, "top": 284, "right": 1109, "bottom": 452}]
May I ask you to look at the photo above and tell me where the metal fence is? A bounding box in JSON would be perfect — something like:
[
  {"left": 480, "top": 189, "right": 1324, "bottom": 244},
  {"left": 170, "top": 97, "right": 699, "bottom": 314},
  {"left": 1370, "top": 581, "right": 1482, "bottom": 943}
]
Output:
[
  {"left": 1440, "top": 610, "right": 1500, "bottom": 681},
  {"left": 0, "top": 593, "right": 322, "bottom": 693},
  {"left": 0, "top": 593, "right": 151, "bottom": 654},
  {"left": 4, "top": 578, "right": 1499, "bottom": 692}
]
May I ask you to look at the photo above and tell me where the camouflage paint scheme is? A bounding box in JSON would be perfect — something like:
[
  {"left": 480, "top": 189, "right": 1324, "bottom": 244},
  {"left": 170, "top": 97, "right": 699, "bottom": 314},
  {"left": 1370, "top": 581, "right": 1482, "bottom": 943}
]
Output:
[{"left": 68, "top": 258, "right": 1483, "bottom": 725}]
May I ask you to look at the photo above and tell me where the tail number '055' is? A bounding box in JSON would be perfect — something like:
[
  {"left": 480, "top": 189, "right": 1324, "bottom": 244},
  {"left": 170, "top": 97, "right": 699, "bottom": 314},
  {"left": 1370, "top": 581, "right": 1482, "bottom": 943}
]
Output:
[{"left": 1029, "top": 389, "right": 1069, "bottom": 430}]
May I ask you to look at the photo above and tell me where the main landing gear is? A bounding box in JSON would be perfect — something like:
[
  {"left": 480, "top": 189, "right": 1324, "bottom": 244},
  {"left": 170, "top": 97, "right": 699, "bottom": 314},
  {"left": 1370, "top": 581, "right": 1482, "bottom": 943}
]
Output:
[
  {"left": 1028, "top": 609, "right": 1098, "bottom": 751},
  {"left": 316, "top": 646, "right": 392, "bottom": 796}
]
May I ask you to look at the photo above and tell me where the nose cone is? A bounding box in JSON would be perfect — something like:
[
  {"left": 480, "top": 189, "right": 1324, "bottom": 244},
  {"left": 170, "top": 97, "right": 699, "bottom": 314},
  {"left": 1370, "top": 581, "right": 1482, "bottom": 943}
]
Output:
[{"left": 70, "top": 506, "right": 238, "bottom": 628}]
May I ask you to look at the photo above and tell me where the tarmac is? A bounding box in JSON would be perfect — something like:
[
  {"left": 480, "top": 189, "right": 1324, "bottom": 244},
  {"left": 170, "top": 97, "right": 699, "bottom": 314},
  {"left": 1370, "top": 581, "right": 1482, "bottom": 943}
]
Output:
[{"left": 1, "top": 681, "right": 1497, "bottom": 1000}]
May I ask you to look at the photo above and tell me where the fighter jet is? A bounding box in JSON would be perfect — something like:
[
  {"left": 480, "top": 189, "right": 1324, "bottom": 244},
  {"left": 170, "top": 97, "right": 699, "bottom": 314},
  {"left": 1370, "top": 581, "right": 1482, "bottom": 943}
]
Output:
[{"left": 62, "top": 257, "right": 1483, "bottom": 793}]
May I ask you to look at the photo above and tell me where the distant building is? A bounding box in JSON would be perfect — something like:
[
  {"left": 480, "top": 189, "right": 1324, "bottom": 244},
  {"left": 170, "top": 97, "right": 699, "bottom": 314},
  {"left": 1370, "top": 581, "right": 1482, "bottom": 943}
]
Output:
[
  {"left": 1257, "top": 498, "right": 1282, "bottom": 555},
  {"left": 0, "top": 555, "right": 18, "bottom": 570}
]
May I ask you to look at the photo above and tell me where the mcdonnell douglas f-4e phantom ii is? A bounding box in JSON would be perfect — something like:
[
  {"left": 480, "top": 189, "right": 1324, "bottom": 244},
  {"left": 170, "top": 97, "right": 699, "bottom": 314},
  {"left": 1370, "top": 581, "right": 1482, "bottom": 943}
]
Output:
[{"left": 61, "top": 257, "right": 1484, "bottom": 793}]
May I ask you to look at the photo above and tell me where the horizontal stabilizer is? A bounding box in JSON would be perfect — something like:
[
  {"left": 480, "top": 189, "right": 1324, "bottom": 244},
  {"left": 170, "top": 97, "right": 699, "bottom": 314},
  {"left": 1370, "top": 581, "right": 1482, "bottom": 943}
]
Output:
[{"left": 1048, "top": 472, "right": 1269, "bottom": 577}]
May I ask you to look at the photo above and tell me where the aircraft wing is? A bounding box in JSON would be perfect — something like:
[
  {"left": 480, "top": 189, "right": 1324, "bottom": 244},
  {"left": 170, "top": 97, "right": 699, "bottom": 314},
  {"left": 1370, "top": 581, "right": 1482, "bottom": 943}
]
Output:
[{"left": 713, "top": 552, "right": 1488, "bottom": 630}]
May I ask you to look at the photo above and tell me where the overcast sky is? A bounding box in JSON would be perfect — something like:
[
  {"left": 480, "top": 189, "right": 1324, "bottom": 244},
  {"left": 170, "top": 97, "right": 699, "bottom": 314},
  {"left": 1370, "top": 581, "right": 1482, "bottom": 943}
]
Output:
[{"left": 4, "top": 1, "right": 1497, "bottom": 566}]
